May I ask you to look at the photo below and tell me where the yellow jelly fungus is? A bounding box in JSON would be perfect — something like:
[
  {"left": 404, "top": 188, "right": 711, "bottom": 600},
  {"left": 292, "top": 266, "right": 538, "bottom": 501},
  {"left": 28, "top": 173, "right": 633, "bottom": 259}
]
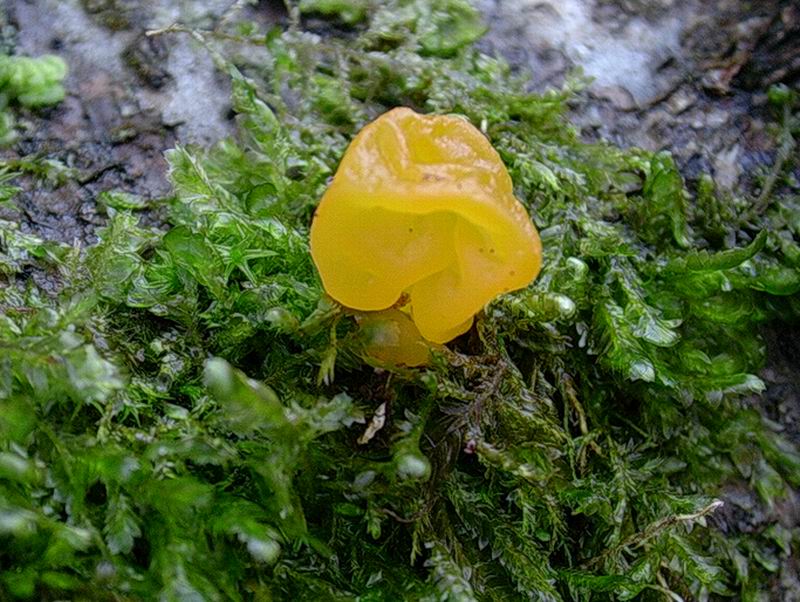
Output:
[
  {"left": 310, "top": 107, "right": 542, "bottom": 344},
  {"left": 355, "top": 309, "right": 434, "bottom": 368}
]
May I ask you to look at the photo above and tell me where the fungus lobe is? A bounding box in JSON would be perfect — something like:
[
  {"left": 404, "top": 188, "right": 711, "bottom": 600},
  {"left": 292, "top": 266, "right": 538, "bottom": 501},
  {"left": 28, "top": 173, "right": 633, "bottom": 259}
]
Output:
[{"left": 310, "top": 107, "right": 542, "bottom": 345}]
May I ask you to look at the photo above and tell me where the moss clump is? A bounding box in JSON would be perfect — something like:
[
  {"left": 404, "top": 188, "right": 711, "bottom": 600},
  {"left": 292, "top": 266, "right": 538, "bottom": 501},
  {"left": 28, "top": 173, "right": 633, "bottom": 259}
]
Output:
[
  {"left": 0, "top": 53, "right": 67, "bottom": 144},
  {"left": 0, "top": 1, "right": 798, "bottom": 600},
  {"left": 80, "top": 0, "right": 135, "bottom": 31}
]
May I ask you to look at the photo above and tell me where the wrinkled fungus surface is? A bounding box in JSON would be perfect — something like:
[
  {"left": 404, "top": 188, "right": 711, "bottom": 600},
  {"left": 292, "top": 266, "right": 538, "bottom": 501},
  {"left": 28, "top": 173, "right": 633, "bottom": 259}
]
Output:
[{"left": 310, "top": 107, "right": 542, "bottom": 344}]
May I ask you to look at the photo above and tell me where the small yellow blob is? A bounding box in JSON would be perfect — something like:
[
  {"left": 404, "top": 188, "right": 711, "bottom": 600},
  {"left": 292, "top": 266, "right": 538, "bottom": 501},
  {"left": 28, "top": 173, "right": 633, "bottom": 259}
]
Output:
[
  {"left": 355, "top": 309, "right": 433, "bottom": 368},
  {"left": 310, "top": 107, "right": 542, "bottom": 345}
]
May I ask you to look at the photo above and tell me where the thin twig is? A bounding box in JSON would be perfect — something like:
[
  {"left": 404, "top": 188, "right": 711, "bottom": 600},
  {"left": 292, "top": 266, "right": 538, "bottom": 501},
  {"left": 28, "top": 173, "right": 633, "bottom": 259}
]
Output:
[
  {"left": 750, "top": 102, "right": 796, "bottom": 217},
  {"left": 562, "top": 373, "right": 589, "bottom": 436},
  {"left": 145, "top": 22, "right": 263, "bottom": 46},
  {"left": 380, "top": 498, "right": 435, "bottom": 524},
  {"left": 560, "top": 372, "right": 603, "bottom": 460},
  {"left": 146, "top": 24, "right": 231, "bottom": 72},
  {"left": 217, "top": 0, "right": 254, "bottom": 29},
  {"left": 145, "top": 22, "right": 184, "bottom": 37},
  {"left": 583, "top": 500, "right": 724, "bottom": 569}
]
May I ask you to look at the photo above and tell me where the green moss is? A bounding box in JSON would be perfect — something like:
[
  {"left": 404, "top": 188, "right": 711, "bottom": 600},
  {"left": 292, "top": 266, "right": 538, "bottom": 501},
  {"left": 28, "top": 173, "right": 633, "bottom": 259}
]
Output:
[
  {"left": 0, "top": 53, "right": 67, "bottom": 144},
  {"left": 0, "top": 2, "right": 799, "bottom": 600},
  {"left": 299, "top": 0, "right": 369, "bottom": 25}
]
